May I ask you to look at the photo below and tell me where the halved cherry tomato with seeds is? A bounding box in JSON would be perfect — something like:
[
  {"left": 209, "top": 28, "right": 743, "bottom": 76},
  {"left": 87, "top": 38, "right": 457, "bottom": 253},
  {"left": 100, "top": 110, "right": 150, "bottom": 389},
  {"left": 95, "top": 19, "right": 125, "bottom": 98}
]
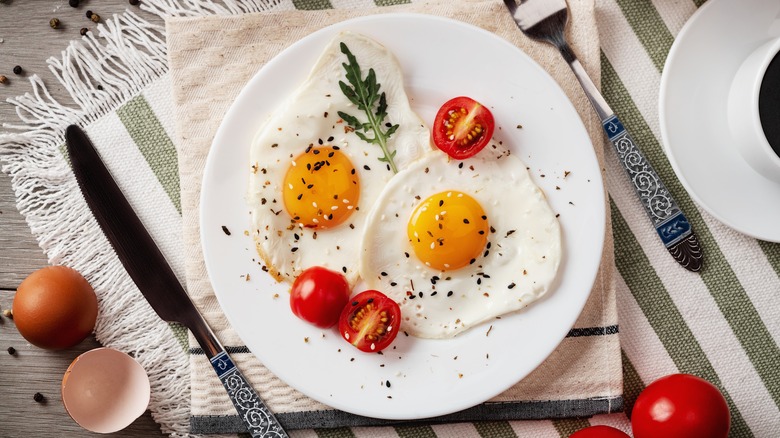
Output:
[
  {"left": 338, "top": 290, "right": 401, "bottom": 353},
  {"left": 432, "top": 96, "right": 495, "bottom": 160}
]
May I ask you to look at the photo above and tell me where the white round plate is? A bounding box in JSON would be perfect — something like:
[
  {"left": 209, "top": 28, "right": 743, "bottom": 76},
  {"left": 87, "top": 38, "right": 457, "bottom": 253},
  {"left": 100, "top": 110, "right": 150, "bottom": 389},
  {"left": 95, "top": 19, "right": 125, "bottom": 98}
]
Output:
[
  {"left": 201, "top": 14, "right": 605, "bottom": 420},
  {"left": 660, "top": 0, "right": 780, "bottom": 242}
]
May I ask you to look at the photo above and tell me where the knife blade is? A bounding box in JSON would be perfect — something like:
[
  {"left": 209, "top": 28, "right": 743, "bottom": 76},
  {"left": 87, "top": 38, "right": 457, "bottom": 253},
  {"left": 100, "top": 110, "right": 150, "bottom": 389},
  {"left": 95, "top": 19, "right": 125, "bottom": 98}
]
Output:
[{"left": 65, "top": 124, "right": 288, "bottom": 438}]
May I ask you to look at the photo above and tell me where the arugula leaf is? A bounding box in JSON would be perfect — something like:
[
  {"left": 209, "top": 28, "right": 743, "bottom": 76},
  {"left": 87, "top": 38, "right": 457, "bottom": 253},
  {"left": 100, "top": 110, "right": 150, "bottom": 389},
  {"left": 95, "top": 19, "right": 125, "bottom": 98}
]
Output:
[{"left": 337, "top": 42, "right": 400, "bottom": 174}]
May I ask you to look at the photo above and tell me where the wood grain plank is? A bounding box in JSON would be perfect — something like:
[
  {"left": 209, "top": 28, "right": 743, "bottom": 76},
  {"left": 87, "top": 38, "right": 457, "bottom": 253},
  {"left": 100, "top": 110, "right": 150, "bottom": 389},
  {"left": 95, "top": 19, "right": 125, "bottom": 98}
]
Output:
[{"left": 1, "top": 1, "right": 167, "bottom": 436}]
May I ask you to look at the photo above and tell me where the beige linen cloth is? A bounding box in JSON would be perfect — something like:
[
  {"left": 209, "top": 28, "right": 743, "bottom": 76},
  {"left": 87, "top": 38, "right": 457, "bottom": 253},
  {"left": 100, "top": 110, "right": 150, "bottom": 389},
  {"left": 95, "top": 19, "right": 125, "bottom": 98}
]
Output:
[{"left": 167, "top": 0, "right": 620, "bottom": 432}]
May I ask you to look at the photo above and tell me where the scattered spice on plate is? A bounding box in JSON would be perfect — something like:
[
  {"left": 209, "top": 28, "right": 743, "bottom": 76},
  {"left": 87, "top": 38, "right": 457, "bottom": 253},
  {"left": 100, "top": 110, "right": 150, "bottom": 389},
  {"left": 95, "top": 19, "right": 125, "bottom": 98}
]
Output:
[
  {"left": 69, "top": 0, "right": 80, "bottom": 7},
  {"left": 12, "top": 65, "right": 22, "bottom": 75},
  {"left": 33, "top": 392, "right": 45, "bottom": 403},
  {"left": 85, "top": 10, "right": 93, "bottom": 18},
  {"left": 0, "top": 75, "right": 7, "bottom": 85},
  {"left": 49, "top": 18, "right": 60, "bottom": 29},
  {"left": 7, "top": 346, "right": 16, "bottom": 355},
  {"left": 221, "top": 225, "right": 231, "bottom": 236},
  {"left": 80, "top": 28, "right": 89, "bottom": 36},
  {"left": 129, "top": 0, "right": 140, "bottom": 5},
  {"left": 90, "top": 13, "right": 100, "bottom": 23}
]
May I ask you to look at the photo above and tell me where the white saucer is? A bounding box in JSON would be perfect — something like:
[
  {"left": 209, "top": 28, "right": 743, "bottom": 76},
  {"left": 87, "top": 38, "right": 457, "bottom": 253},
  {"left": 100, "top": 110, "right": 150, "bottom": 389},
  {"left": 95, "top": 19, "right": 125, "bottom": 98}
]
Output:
[{"left": 659, "top": 0, "right": 780, "bottom": 242}]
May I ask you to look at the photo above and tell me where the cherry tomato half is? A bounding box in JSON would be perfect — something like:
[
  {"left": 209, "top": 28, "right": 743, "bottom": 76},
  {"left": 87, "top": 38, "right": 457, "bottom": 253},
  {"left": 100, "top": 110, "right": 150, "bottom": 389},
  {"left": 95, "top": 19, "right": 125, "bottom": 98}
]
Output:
[
  {"left": 338, "top": 290, "right": 401, "bottom": 353},
  {"left": 290, "top": 266, "right": 350, "bottom": 329},
  {"left": 432, "top": 96, "right": 495, "bottom": 160},
  {"left": 632, "top": 373, "right": 730, "bottom": 438},
  {"left": 569, "top": 425, "right": 630, "bottom": 438}
]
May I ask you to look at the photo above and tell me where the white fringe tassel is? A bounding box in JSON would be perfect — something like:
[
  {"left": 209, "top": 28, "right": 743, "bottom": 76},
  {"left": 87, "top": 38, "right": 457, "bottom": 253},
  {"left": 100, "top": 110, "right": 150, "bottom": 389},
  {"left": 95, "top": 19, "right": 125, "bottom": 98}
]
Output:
[{"left": 0, "top": 1, "right": 281, "bottom": 437}]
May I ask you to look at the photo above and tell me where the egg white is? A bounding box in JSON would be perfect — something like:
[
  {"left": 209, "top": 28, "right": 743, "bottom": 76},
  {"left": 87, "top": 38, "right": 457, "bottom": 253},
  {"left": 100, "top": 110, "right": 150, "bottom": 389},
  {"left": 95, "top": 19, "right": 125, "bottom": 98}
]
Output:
[
  {"left": 248, "top": 31, "right": 431, "bottom": 285},
  {"left": 359, "top": 148, "right": 562, "bottom": 338}
]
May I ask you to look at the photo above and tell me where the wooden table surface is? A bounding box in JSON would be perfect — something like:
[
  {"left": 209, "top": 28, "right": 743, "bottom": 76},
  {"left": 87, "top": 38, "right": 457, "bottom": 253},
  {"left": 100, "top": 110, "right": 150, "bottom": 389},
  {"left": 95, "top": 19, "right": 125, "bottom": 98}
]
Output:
[{"left": 1, "top": 1, "right": 165, "bottom": 436}]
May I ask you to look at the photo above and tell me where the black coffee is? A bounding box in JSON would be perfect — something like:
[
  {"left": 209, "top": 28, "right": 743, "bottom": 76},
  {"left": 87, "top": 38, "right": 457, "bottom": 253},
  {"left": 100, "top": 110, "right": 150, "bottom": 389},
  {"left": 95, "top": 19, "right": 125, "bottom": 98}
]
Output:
[{"left": 759, "top": 50, "right": 780, "bottom": 156}]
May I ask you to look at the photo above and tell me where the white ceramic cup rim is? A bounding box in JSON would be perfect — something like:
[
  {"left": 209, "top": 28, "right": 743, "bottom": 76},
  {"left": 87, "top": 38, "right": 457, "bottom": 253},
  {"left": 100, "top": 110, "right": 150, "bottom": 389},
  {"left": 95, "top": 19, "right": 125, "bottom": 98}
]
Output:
[{"left": 728, "top": 36, "right": 780, "bottom": 183}]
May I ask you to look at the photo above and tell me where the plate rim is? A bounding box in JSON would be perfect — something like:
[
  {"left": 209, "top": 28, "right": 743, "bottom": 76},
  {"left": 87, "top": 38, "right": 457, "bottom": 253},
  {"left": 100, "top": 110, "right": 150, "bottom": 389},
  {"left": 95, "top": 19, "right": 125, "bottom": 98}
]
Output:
[{"left": 200, "top": 12, "right": 606, "bottom": 420}]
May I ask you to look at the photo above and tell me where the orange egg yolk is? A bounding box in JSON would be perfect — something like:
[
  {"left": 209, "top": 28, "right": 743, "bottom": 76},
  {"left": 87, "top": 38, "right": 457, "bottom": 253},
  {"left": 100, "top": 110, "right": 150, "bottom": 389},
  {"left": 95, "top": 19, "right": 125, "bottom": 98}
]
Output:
[
  {"left": 283, "top": 146, "right": 360, "bottom": 229},
  {"left": 407, "top": 191, "right": 489, "bottom": 271}
]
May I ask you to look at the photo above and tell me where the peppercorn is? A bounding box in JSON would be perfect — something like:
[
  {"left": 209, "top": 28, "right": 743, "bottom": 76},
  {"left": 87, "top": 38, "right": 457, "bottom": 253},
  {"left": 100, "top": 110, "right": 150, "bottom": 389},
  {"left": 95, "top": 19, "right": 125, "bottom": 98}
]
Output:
[
  {"left": 7, "top": 346, "right": 16, "bottom": 355},
  {"left": 12, "top": 65, "right": 22, "bottom": 75},
  {"left": 49, "top": 18, "right": 60, "bottom": 29},
  {"left": 0, "top": 75, "right": 7, "bottom": 85},
  {"left": 69, "top": 0, "right": 80, "bottom": 7},
  {"left": 90, "top": 13, "right": 100, "bottom": 23},
  {"left": 33, "top": 392, "right": 44, "bottom": 403},
  {"left": 97, "top": 85, "right": 103, "bottom": 91},
  {"left": 129, "top": 0, "right": 140, "bottom": 5},
  {"left": 86, "top": 10, "right": 93, "bottom": 19},
  {"left": 80, "top": 28, "right": 89, "bottom": 36}
]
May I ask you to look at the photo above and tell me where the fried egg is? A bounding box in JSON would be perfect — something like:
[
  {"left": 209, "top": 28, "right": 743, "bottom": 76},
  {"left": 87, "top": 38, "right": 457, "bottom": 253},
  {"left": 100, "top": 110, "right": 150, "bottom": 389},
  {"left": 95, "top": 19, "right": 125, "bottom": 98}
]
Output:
[
  {"left": 359, "top": 148, "right": 562, "bottom": 338},
  {"left": 248, "top": 31, "right": 430, "bottom": 285}
]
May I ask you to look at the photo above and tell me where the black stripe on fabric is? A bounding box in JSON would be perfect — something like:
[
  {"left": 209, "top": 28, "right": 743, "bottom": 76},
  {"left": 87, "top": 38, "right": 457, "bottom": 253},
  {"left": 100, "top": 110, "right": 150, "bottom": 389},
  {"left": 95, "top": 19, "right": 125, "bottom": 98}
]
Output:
[
  {"left": 566, "top": 325, "right": 619, "bottom": 337},
  {"left": 189, "top": 345, "right": 251, "bottom": 355},
  {"left": 190, "top": 396, "right": 624, "bottom": 433},
  {"left": 188, "top": 325, "right": 619, "bottom": 356}
]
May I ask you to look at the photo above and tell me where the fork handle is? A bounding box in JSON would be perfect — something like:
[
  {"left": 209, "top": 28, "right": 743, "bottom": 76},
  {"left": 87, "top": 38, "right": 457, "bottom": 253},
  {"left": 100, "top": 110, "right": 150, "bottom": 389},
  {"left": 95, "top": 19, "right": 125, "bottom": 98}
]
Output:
[{"left": 566, "top": 58, "right": 703, "bottom": 271}]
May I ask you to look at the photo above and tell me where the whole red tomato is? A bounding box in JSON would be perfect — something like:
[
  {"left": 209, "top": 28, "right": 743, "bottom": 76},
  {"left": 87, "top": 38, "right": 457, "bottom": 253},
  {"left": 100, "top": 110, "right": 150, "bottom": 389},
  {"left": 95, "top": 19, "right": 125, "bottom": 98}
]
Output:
[
  {"left": 570, "top": 425, "right": 630, "bottom": 438},
  {"left": 290, "top": 266, "right": 350, "bottom": 328},
  {"left": 632, "top": 374, "right": 730, "bottom": 438}
]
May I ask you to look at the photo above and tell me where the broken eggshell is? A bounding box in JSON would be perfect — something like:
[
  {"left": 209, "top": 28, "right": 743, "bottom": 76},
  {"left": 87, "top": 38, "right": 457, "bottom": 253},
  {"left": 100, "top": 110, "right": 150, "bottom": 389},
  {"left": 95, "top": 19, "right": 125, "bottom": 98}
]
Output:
[{"left": 61, "top": 347, "right": 150, "bottom": 434}]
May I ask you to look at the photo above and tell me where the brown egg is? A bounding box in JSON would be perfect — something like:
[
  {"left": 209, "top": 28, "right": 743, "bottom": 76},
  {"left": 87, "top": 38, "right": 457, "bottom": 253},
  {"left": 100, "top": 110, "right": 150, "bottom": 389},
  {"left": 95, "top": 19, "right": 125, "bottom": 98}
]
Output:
[{"left": 13, "top": 266, "right": 98, "bottom": 350}]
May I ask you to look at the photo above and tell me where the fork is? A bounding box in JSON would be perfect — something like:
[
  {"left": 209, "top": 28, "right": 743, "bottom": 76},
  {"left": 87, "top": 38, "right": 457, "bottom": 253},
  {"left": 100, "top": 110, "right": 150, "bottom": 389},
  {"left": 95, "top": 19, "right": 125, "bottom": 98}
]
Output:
[{"left": 504, "top": 0, "right": 703, "bottom": 272}]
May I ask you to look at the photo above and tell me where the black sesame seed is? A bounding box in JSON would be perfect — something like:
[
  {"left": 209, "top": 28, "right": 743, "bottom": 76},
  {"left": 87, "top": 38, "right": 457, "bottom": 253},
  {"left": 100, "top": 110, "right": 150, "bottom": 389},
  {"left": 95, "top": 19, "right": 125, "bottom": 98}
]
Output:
[
  {"left": 477, "top": 278, "right": 482, "bottom": 285},
  {"left": 386, "top": 380, "right": 391, "bottom": 388},
  {"left": 352, "top": 301, "right": 359, "bottom": 306},
  {"left": 469, "top": 258, "right": 476, "bottom": 265},
  {"left": 431, "top": 291, "right": 438, "bottom": 296},
  {"left": 363, "top": 165, "right": 371, "bottom": 171},
  {"left": 291, "top": 247, "right": 298, "bottom": 252},
  {"left": 458, "top": 162, "right": 464, "bottom": 169},
  {"left": 463, "top": 218, "right": 470, "bottom": 224},
  {"left": 367, "top": 298, "right": 374, "bottom": 304},
  {"left": 418, "top": 291, "right": 423, "bottom": 298},
  {"left": 342, "top": 266, "right": 347, "bottom": 273},
  {"left": 380, "top": 271, "right": 388, "bottom": 276},
  {"left": 221, "top": 225, "right": 231, "bottom": 236},
  {"left": 508, "top": 283, "right": 516, "bottom": 289},
  {"left": 447, "top": 291, "right": 454, "bottom": 297},
  {"left": 327, "top": 136, "right": 334, "bottom": 142},
  {"left": 390, "top": 282, "right": 397, "bottom": 286}
]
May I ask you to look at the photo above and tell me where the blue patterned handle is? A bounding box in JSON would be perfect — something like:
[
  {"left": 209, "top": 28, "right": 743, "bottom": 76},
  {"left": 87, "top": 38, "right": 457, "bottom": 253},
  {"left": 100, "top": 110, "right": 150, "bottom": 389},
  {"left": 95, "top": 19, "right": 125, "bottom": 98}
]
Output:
[
  {"left": 210, "top": 351, "right": 288, "bottom": 437},
  {"left": 603, "top": 115, "right": 702, "bottom": 271}
]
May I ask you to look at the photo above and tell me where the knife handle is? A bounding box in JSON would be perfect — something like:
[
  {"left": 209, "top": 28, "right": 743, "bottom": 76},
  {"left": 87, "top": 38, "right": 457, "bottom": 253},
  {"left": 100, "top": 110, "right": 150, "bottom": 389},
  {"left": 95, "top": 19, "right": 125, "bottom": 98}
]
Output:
[
  {"left": 601, "top": 114, "right": 702, "bottom": 271},
  {"left": 209, "top": 350, "right": 289, "bottom": 438}
]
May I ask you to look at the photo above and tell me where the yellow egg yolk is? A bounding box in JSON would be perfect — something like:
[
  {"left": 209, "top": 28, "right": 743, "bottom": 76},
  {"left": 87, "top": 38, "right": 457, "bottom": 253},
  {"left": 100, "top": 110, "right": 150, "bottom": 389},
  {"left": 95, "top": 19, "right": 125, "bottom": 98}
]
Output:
[
  {"left": 282, "top": 146, "right": 360, "bottom": 229},
  {"left": 407, "top": 191, "right": 489, "bottom": 271}
]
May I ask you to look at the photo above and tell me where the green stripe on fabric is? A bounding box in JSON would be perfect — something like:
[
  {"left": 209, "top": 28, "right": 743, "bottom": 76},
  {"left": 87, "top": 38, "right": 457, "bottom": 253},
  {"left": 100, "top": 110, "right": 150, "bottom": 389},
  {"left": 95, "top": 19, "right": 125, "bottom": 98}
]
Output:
[
  {"left": 315, "top": 427, "right": 355, "bottom": 438},
  {"left": 610, "top": 200, "right": 752, "bottom": 437},
  {"left": 621, "top": 350, "right": 645, "bottom": 419},
  {"left": 758, "top": 240, "right": 780, "bottom": 280},
  {"left": 292, "top": 0, "right": 332, "bottom": 9},
  {"left": 395, "top": 424, "right": 438, "bottom": 438},
  {"left": 374, "top": 0, "right": 411, "bottom": 5},
  {"left": 169, "top": 322, "right": 189, "bottom": 351},
  {"left": 553, "top": 418, "right": 591, "bottom": 437},
  {"left": 115, "top": 95, "right": 181, "bottom": 214},
  {"left": 613, "top": 0, "right": 676, "bottom": 72},
  {"left": 473, "top": 421, "right": 517, "bottom": 438},
  {"left": 603, "top": 52, "right": 780, "bottom": 412}
]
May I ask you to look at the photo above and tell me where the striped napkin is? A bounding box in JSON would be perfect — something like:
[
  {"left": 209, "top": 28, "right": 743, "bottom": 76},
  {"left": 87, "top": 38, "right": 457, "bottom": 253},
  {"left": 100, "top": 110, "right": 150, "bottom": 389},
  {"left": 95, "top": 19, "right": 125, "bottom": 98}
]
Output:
[
  {"left": 166, "top": 0, "right": 621, "bottom": 434},
  {"left": 1, "top": 0, "right": 779, "bottom": 437}
]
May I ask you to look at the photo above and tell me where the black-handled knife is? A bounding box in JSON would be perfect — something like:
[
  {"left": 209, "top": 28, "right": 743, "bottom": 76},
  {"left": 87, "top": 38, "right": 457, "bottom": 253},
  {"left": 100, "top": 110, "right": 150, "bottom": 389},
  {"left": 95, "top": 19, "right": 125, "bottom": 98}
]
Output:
[{"left": 65, "top": 125, "right": 288, "bottom": 438}]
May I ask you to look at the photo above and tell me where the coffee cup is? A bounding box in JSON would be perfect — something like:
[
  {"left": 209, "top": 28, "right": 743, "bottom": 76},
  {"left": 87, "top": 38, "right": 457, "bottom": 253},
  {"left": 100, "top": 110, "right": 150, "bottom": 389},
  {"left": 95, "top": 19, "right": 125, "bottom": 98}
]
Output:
[{"left": 728, "top": 37, "right": 780, "bottom": 183}]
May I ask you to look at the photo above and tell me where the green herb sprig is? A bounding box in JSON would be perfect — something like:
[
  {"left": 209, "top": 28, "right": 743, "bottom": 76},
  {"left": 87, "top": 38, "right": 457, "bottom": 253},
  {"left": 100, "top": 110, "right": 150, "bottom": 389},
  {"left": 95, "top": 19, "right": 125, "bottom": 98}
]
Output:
[{"left": 337, "top": 42, "right": 399, "bottom": 174}]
